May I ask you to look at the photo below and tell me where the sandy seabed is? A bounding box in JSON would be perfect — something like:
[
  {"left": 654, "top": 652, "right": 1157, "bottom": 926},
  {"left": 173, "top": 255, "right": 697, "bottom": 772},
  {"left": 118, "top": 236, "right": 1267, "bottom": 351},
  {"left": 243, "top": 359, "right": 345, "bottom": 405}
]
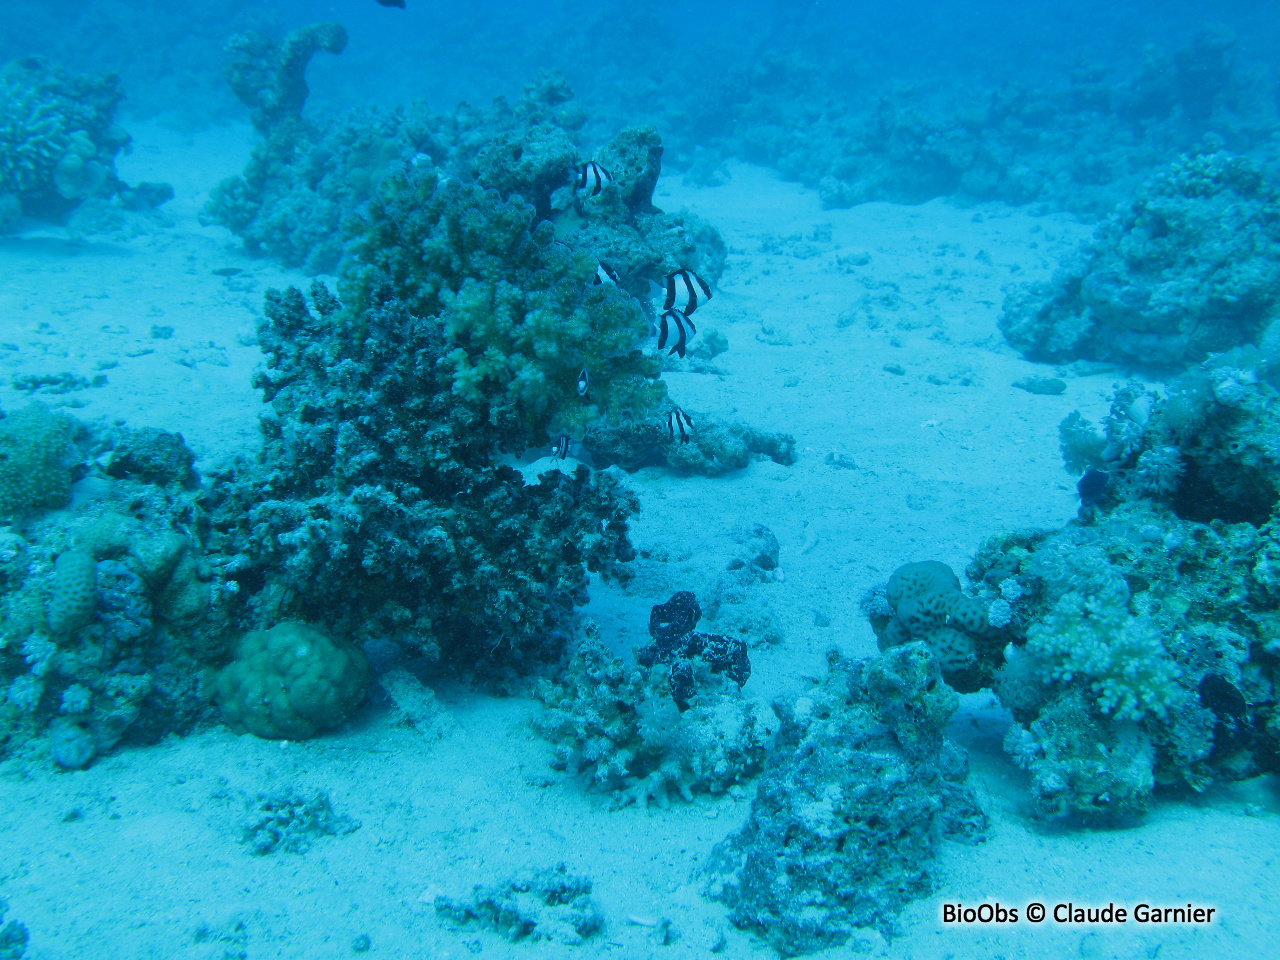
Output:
[{"left": 0, "top": 122, "right": 1277, "bottom": 960}]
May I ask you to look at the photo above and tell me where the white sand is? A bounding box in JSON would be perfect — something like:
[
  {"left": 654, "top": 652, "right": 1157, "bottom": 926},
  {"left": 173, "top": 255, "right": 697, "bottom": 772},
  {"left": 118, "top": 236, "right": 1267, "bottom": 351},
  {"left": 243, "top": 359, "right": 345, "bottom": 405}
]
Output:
[{"left": 1, "top": 127, "right": 1276, "bottom": 960}]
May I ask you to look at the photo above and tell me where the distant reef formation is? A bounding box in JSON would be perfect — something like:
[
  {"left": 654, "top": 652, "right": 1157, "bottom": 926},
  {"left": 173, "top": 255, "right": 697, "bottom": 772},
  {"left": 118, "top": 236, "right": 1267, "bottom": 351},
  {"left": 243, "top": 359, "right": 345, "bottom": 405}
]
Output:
[
  {"left": 1000, "top": 147, "right": 1280, "bottom": 368},
  {"left": 667, "top": 27, "right": 1278, "bottom": 217},
  {"left": 204, "top": 24, "right": 724, "bottom": 283}
]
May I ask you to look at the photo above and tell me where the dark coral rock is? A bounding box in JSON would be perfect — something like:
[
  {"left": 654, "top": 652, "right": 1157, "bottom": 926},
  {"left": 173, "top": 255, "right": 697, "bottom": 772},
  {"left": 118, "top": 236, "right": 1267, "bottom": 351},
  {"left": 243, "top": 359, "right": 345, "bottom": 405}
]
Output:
[
  {"left": 636, "top": 591, "right": 750, "bottom": 707},
  {"left": 648, "top": 590, "right": 701, "bottom": 644},
  {"left": 105, "top": 426, "right": 197, "bottom": 487},
  {"left": 706, "top": 645, "right": 984, "bottom": 955}
]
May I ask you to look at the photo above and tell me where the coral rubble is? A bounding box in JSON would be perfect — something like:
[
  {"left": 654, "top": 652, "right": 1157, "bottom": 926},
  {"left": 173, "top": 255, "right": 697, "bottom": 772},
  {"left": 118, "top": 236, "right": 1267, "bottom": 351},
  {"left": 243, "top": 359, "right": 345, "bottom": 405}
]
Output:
[
  {"left": 436, "top": 864, "right": 603, "bottom": 946},
  {"left": 239, "top": 788, "right": 360, "bottom": 855}
]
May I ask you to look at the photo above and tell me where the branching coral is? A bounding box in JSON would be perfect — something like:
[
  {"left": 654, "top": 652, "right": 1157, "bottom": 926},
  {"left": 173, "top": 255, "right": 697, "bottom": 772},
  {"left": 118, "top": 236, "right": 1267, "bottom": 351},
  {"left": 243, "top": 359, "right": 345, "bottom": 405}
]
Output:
[
  {"left": 209, "top": 263, "right": 643, "bottom": 674},
  {"left": 1025, "top": 590, "right": 1184, "bottom": 722}
]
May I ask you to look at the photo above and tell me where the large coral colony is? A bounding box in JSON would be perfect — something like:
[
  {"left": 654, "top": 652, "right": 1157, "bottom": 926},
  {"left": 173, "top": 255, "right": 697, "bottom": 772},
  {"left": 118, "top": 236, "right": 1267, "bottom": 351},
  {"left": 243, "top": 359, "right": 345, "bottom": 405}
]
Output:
[{"left": 2, "top": 13, "right": 1280, "bottom": 958}]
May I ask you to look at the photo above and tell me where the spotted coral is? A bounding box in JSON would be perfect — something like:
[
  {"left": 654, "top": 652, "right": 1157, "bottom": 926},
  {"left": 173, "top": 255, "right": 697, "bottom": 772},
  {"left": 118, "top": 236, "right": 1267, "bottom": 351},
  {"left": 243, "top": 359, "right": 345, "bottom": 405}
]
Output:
[
  {"left": 0, "top": 402, "right": 76, "bottom": 521},
  {"left": 873, "top": 560, "right": 997, "bottom": 691}
]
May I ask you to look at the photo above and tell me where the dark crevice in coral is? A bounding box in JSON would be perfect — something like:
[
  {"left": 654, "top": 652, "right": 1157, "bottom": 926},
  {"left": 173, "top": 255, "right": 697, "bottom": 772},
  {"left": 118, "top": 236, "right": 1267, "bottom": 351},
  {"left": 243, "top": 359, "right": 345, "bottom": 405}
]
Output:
[{"left": 1171, "top": 457, "right": 1278, "bottom": 527}]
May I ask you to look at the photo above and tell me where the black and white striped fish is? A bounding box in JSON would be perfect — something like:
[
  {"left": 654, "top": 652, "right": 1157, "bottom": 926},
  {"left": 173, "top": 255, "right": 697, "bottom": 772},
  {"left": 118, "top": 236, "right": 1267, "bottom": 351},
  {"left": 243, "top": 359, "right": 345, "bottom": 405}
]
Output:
[
  {"left": 551, "top": 435, "right": 572, "bottom": 459},
  {"left": 662, "top": 268, "right": 712, "bottom": 316},
  {"left": 573, "top": 161, "right": 612, "bottom": 197},
  {"left": 577, "top": 367, "right": 590, "bottom": 397},
  {"left": 657, "top": 308, "right": 696, "bottom": 358},
  {"left": 592, "top": 261, "right": 620, "bottom": 285},
  {"left": 667, "top": 406, "right": 693, "bottom": 444}
]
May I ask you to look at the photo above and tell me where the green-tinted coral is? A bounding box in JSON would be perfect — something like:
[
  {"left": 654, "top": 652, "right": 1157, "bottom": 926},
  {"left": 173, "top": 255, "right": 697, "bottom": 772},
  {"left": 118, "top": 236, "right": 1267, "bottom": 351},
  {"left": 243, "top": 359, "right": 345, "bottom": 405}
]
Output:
[
  {"left": 342, "top": 172, "right": 664, "bottom": 438},
  {"left": 211, "top": 273, "right": 642, "bottom": 673},
  {"left": 0, "top": 402, "right": 76, "bottom": 521},
  {"left": 1025, "top": 590, "right": 1183, "bottom": 721},
  {"left": 215, "top": 622, "right": 369, "bottom": 740}
]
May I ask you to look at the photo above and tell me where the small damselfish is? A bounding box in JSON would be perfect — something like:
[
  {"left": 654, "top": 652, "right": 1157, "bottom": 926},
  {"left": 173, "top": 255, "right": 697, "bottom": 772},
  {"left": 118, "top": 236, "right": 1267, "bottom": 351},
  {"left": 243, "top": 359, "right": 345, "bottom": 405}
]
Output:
[
  {"left": 658, "top": 308, "right": 697, "bottom": 358},
  {"left": 663, "top": 268, "right": 712, "bottom": 316},
  {"left": 574, "top": 161, "right": 612, "bottom": 197},
  {"left": 667, "top": 406, "right": 694, "bottom": 443},
  {"left": 577, "top": 367, "right": 590, "bottom": 397},
  {"left": 592, "top": 260, "right": 620, "bottom": 285}
]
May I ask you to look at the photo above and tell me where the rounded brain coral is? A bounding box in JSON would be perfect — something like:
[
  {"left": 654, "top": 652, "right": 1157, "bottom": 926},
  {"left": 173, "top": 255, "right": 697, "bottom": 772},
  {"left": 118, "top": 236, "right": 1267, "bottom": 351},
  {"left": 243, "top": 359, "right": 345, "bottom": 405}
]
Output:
[{"left": 215, "top": 622, "right": 369, "bottom": 740}]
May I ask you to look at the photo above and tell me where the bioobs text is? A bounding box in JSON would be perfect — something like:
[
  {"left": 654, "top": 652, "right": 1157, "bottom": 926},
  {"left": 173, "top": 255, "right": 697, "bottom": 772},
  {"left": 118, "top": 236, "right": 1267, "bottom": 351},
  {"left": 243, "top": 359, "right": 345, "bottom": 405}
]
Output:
[{"left": 941, "top": 902, "right": 1218, "bottom": 925}]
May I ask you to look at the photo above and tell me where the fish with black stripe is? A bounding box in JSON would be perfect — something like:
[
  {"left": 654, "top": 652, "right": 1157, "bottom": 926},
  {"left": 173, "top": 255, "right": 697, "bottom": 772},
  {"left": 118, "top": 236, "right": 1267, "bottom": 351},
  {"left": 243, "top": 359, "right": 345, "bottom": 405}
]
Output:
[
  {"left": 667, "top": 406, "right": 694, "bottom": 443},
  {"left": 657, "top": 308, "right": 697, "bottom": 359},
  {"left": 662, "top": 268, "right": 712, "bottom": 316},
  {"left": 592, "top": 260, "right": 619, "bottom": 285},
  {"left": 573, "top": 161, "right": 612, "bottom": 197}
]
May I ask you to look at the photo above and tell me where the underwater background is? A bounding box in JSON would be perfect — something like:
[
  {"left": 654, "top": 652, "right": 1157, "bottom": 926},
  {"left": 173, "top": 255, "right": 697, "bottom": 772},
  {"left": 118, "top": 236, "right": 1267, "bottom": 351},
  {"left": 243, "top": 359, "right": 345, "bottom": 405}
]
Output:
[{"left": 1, "top": 1, "right": 1279, "bottom": 957}]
